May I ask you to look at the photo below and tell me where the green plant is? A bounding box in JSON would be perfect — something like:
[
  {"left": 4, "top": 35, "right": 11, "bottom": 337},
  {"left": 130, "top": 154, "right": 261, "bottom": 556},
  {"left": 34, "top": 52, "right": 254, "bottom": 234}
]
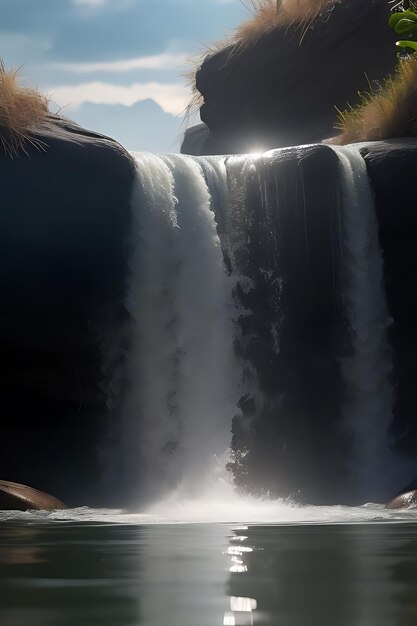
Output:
[
  {"left": 389, "top": 2, "right": 417, "bottom": 55},
  {"left": 331, "top": 2, "right": 417, "bottom": 145}
]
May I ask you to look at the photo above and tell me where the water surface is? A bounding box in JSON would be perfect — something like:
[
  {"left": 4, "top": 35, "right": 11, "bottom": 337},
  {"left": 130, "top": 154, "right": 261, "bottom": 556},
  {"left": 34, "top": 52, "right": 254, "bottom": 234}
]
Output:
[{"left": 1, "top": 507, "right": 417, "bottom": 625}]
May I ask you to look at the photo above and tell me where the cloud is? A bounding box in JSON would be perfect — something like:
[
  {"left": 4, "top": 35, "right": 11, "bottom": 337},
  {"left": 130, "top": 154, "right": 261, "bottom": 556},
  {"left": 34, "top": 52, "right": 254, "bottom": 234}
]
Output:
[
  {"left": 47, "top": 80, "right": 189, "bottom": 115},
  {"left": 55, "top": 52, "right": 190, "bottom": 73},
  {"left": 73, "top": 0, "right": 108, "bottom": 6},
  {"left": 0, "top": 0, "right": 248, "bottom": 64},
  {"left": 73, "top": 0, "right": 134, "bottom": 9},
  {"left": 0, "top": 0, "right": 71, "bottom": 34},
  {"left": 48, "top": 1, "right": 248, "bottom": 61}
]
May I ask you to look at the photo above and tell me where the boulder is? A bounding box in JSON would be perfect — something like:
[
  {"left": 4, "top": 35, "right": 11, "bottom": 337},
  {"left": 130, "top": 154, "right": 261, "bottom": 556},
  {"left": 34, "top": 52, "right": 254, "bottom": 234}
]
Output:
[
  {"left": 186, "top": 0, "right": 396, "bottom": 155},
  {"left": 386, "top": 490, "right": 417, "bottom": 509},
  {"left": 0, "top": 479, "right": 66, "bottom": 511},
  {"left": 0, "top": 114, "right": 135, "bottom": 506},
  {"left": 181, "top": 123, "right": 211, "bottom": 156}
]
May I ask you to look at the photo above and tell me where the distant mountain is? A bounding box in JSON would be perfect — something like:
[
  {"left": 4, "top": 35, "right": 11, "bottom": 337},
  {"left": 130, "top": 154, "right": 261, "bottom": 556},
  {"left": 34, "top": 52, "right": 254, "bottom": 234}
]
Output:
[{"left": 70, "top": 99, "right": 184, "bottom": 154}]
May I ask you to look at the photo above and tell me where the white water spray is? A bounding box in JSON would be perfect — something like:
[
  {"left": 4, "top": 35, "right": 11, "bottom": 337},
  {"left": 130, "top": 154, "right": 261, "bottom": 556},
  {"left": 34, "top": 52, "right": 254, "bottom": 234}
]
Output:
[
  {"left": 125, "top": 153, "right": 239, "bottom": 500},
  {"left": 119, "top": 145, "right": 411, "bottom": 511},
  {"left": 333, "top": 145, "right": 399, "bottom": 500}
]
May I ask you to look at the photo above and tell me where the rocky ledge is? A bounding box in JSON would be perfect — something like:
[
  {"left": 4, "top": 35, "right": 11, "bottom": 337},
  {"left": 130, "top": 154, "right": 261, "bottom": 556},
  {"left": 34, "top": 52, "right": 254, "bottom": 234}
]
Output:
[
  {"left": 0, "top": 114, "right": 135, "bottom": 506},
  {"left": 183, "top": 0, "right": 396, "bottom": 156}
]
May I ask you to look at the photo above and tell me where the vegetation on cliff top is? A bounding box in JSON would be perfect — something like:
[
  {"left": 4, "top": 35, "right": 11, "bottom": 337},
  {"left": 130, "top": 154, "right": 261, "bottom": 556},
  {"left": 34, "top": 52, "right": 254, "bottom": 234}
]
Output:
[
  {"left": 332, "top": 57, "right": 417, "bottom": 144},
  {"left": 187, "top": 0, "right": 417, "bottom": 147},
  {"left": 333, "top": 2, "right": 417, "bottom": 144},
  {"left": 235, "top": 0, "right": 337, "bottom": 42},
  {"left": 0, "top": 61, "right": 49, "bottom": 157}
]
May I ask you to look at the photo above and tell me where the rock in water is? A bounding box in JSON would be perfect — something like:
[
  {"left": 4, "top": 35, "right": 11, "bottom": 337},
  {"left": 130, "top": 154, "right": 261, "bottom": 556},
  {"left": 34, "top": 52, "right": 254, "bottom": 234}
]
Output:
[
  {"left": 0, "top": 480, "right": 66, "bottom": 511},
  {"left": 386, "top": 490, "right": 417, "bottom": 510}
]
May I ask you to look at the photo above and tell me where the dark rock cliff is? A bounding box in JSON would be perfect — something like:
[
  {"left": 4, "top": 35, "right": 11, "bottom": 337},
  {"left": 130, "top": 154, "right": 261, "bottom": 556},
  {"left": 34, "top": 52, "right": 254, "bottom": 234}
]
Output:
[
  {"left": 215, "top": 139, "right": 417, "bottom": 504},
  {"left": 216, "top": 145, "right": 346, "bottom": 504},
  {"left": 2, "top": 111, "right": 416, "bottom": 508},
  {"left": 364, "top": 140, "right": 417, "bottom": 464},
  {"left": 183, "top": 0, "right": 396, "bottom": 156},
  {"left": 0, "top": 115, "right": 135, "bottom": 506}
]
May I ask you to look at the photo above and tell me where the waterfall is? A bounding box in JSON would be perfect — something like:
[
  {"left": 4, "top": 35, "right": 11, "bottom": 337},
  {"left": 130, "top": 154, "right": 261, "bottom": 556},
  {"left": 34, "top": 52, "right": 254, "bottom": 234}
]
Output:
[
  {"left": 333, "top": 145, "right": 398, "bottom": 501},
  {"left": 114, "top": 144, "right": 411, "bottom": 507},
  {"left": 124, "top": 153, "right": 239, "bottom": 501}
]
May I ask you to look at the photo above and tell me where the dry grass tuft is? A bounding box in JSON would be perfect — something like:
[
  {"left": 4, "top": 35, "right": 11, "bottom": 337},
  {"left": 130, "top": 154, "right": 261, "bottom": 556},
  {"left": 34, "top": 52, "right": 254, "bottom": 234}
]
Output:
[
  {"left": 332, "top": 57, "right": 417, "bottom": 144},
  {"left": 183, "top": 56, "right": 206, "bottom": 121},
  {"left": 235, "top": 0, "right": 337, "bottom": 42},
  {"left": 0, "top": 60, "right": 49, "bottom": 157}
]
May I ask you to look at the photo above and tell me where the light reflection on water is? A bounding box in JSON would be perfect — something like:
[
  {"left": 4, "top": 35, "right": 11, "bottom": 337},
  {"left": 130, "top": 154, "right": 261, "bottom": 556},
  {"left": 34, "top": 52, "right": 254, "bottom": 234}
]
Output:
[
  {"left": 1, "top": 516, "right": 417, "bottom": 625},
  {"left": 226, "top": 523, "right": 417, "bottom": 626},
  {"left": 223, "top": 534, "right": 257, "bottom": 625}
]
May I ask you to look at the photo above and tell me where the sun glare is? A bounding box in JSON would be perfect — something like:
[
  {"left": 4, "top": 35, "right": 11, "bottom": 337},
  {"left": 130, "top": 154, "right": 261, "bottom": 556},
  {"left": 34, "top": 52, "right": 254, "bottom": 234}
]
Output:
[{"left": 248, "top": 147, "right": 265, "bottom": 155}]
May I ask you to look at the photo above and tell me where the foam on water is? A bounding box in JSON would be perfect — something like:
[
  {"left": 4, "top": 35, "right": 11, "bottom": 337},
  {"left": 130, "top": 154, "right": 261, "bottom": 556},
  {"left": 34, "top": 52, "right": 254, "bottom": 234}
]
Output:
[{"left": 1, "top": 500, "right": 417, "bottom": 525}]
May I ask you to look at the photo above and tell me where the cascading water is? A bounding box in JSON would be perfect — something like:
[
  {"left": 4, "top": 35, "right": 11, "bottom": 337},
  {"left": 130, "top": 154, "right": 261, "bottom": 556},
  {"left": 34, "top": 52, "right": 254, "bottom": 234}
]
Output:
[
  {"left": 333, "top": 145, "right": 409, "bottom": 501},
  {"left": 123, "top": 152, "right": 239, "bottom": 501},
  {"left": 117, "top": 144, "right": 411, "bottom": 508}
]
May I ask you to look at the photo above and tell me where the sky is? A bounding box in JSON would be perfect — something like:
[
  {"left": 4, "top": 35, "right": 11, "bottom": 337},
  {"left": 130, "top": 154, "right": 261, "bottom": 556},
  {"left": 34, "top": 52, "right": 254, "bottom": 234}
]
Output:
[{"left": 2, "top": 0, "right": 248, "bottom": 152}]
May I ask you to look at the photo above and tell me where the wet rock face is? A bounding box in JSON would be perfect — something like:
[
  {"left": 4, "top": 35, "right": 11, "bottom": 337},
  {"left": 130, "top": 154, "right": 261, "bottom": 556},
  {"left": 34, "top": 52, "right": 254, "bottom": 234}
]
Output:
[
  {"left": 363, "top": 141, "right": 417, "bottom": 463},
  {"left": 0, "top": 480, "right": 66, "bottom": 511},
  {"left": 214, "top": 144, "right": 347, "bottom": 504},
  {"left": 386, "top": 490, "right": 417, "bottom": 509},
  {"left": 190, "top": 0, "right": 396, "bottom": 155},
  {"left": 215, "top": 139, "right": 417, "bottom": 504},
  {"left": 0, "top": 115, "right": 135, "bottom": 506}
]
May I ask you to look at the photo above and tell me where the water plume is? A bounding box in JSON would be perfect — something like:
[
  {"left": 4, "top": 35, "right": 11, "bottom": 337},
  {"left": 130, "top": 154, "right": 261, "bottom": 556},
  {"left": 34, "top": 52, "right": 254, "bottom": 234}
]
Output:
[{"left": 123, "top": 152, "right": 239, "bottom": 502}]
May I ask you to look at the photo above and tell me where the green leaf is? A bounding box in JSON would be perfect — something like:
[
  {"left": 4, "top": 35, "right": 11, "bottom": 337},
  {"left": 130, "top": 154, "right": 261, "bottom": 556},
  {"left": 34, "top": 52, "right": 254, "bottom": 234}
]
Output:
[
  {"left": 389, "top": 10, "right": 417, "bottom": 29},
  {"left": 396, "top": 39, "right": 417, "bottom": 51},
  {"left": 393, "top": 18, "right": 417, "bottom": 34}
]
